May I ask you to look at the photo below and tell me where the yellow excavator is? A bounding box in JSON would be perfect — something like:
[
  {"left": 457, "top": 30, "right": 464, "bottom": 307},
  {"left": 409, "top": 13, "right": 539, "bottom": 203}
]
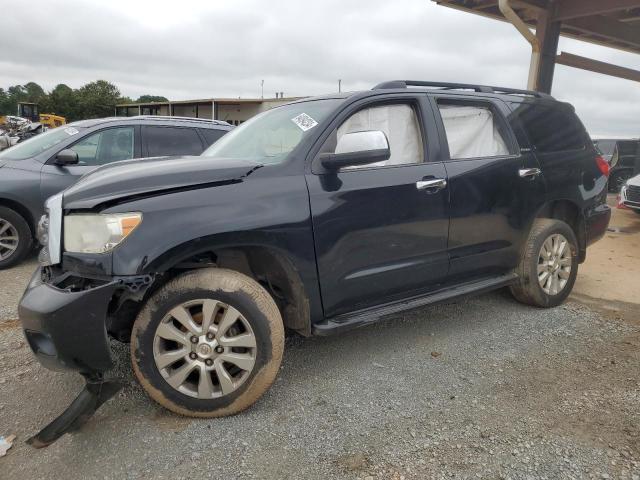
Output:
[{"left": 0, "top": 102, "right": 66, "bottom": 129}]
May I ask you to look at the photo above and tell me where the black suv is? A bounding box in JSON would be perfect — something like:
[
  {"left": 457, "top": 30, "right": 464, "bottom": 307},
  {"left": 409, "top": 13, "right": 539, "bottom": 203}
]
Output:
[
  {"left": 19, "top": 81, "right": 611, "bottom": 445},
  {"left": 0, "top": 116, "right": 231, "bottom": 269},
  {"left": 593, "top": 138, "right": 640, "bottom": 192}
]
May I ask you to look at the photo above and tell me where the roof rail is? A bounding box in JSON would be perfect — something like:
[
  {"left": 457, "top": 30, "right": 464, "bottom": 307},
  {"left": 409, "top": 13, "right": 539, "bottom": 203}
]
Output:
[
  {"left": 129, "top": 115, "right": 231, "bottom": 125},
  {"left": 372, "top": 80, "right": 552, "bottom": 98}
]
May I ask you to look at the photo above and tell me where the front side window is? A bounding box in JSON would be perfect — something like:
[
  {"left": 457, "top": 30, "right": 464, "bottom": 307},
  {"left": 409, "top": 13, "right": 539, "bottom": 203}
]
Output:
[
  {"left": 437, "top": 102, "right": 510, "bottom": 159},
  {"left": 144, "top": 126, "right": 204, "bottom": 157},
  {"left": 202, "top": 99, "right": 341, "bottom": 164},
  {"left": 70, "top": 127, "right": 134, "bottom": 166},
  {"left": 332, "top": 104, "right": 424, "bottom": 167}
]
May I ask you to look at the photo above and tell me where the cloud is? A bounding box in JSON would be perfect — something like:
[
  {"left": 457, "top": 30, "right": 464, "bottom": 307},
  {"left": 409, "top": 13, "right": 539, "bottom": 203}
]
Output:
[{"left": 1, "top": 0, "right": 638, "bottom": 136}]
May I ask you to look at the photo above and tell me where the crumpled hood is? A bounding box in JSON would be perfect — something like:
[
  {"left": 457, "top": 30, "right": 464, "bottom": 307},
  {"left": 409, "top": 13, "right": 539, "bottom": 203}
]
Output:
[{"left": 63, "top": 155, "right": 261, "bottom": 209}]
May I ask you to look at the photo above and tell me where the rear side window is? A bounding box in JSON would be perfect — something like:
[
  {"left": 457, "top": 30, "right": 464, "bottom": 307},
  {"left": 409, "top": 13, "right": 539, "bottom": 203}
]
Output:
[
  {"left": 511, "top": 103, "right": 587, "bottom": 153},
  {"left": 436, "top": 102, "right": 512, "bottom": 159},
  {"left": 143, "top": 126, "right": 204, "bottom": 156},
  {"left": 199, "top": 128, "right": 226, "bottom": 147}
]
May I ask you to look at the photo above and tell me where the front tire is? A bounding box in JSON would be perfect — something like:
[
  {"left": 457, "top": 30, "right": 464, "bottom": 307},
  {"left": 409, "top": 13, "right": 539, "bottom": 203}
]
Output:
[
  {"left": 0, "top": 207, "right": 32, "bottom": 270},
  {"left": 510, "top": 219, "right": 578, "bottom": 308},
  {"left": 131, "top": 268, "right": 284, "bottom": 417}
]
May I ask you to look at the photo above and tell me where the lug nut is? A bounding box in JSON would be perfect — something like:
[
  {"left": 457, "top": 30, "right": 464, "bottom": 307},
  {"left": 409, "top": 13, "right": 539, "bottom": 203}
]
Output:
[
  {"left": 206, "top": 332, "right": 214, "bottom": 340},
  {"left": 189, "top": 352, "right": 197, "bottom": 360},
  {"left": 205, "top": 359, "right": 213, "bottom": 366},
  {"left": 190, "top": 336, "right": 198, "bottom": 344},
  {"left": 215, "top": 346, "right": 224, "bottom": 354}
]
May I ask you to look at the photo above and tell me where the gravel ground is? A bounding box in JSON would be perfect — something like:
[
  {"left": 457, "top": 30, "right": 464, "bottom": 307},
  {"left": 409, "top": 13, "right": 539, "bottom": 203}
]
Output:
[
  {"left": 1, "top": 286, "right": 639, "bottom": 479},
  {"left": 1, "top": 206, "right": 638, "bottom": 479},
  {"left": 0, "top": 254, "right": 37, "bottom": 321}
]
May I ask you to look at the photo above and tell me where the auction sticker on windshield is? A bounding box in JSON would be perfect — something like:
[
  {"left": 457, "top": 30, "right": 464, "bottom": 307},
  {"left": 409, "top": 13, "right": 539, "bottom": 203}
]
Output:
[
  {"left": 291, "top": 113, "right": 318, "bottom": 132},
  {"left": 64, "top": 127, "right": 79, "bottom": 136}
]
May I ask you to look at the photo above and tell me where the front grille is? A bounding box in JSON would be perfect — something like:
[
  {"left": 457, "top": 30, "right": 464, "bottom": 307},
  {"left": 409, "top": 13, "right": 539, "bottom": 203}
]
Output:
[{"left": 627, "top": 185, "right": 640, "bottom": 203}]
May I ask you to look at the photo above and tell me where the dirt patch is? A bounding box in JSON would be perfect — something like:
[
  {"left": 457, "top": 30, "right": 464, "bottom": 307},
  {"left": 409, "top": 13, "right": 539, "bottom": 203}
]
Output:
[
  {"left": 151, "top": 408, "right": 193, "bottom": 432},
  {"left": 573, "top": 203, "right": 640, "bottom": 306},
  {"left": 0, "top": 319, "right": 20, "bottom": 331}
]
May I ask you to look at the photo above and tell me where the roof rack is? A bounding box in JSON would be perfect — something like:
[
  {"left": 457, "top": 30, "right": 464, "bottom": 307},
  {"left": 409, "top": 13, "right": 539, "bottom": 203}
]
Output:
[
  {"left": 372, "top": 80, "right": 552, "bottom": 98},
  {"left": 129, "top": 115, "right": 231, "bottom": 125}
]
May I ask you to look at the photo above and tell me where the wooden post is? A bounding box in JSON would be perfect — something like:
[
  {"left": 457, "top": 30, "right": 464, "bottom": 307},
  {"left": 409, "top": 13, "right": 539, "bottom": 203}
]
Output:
[{"left": 535, "top": 8, "right": 561, "bottom": 93}]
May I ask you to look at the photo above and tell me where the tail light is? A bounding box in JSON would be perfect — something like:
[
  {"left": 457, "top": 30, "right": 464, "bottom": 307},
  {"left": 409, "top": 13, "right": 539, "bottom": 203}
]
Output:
[{"left": 595, "top": 155, "right": 610, "bottom": 177}]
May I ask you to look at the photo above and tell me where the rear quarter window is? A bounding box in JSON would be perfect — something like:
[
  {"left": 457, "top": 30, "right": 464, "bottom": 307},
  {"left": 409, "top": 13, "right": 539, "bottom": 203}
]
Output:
[
  {"left": 509, "top": 102, "right": 588, "bottom": 153},
  {"left": 199, "top": 128, "right": 227, "bottom": 147}
]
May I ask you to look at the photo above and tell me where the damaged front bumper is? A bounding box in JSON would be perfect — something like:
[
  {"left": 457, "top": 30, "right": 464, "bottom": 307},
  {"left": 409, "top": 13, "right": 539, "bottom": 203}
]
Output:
[
  {"left": 19, "top": 268, "right": 119, "bottom": 373},
  {"left": 18, "top": 268, "right": 127, "bottom": 447}
]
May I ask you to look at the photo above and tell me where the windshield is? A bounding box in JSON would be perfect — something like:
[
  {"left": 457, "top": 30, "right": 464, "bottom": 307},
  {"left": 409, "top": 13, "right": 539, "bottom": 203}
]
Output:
[
  {"left": 0, "top": 126, "right": 83, "bottom": 161},
  {"left": 202, "top": 99, "right": 341, "bottom": 164}
]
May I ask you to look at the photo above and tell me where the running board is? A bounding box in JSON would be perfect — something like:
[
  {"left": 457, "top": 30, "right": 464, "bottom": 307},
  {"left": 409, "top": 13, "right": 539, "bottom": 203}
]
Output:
[{"left": 312, "top": 273, "right": 518, "bottom": 335}]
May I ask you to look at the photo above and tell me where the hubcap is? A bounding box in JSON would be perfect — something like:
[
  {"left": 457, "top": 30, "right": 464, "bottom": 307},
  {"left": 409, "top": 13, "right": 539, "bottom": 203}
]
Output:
[
  {"left": 152, "top": 299, "right": 257, "bottom": 399},
  {"left": 0, "top": 218, "right": 19, "bottom": 261},
  {"left": 537, "top": 233, "right": 572, "bottom": 296}
]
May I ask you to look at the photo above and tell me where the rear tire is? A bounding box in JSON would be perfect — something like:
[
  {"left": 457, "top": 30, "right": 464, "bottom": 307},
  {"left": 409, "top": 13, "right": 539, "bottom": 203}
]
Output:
[
  {"left": 131, "top": 268, "right": 284, "bottom": 417},
  {"left": 510, "top": 219, "right": 578, "bottom": 308},
  {"left": 0, "top": 207, "right": 32, "bottom": 270}
]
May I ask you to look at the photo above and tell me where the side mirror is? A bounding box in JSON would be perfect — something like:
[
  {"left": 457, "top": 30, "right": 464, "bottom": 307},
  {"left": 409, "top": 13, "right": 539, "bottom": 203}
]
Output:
[
  {"left": 55, "top": 149, "right": 79, "bottom": 166},
  {"left": 319, "top": 130, "right": 390, "bottom": 171}
]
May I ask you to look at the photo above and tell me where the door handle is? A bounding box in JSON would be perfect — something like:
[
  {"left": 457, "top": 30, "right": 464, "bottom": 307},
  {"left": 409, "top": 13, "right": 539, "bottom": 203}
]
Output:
[
  {"left": 416, "top": 178, "right": 447, "bottom": 192},
  {"left": 519, "top": 168, "right": 541, "bottom": 179}
]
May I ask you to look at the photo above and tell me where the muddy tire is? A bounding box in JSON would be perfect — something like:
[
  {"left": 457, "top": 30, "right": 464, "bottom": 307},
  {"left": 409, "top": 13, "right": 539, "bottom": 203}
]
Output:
[
  {"left": 0, "top": 207, "right": 32, "bottom": 270},
  {"left": 510, "top": 218, "right": 578, "bottom": 308},
  {"left": 131, "top": 268, "right": 284, "bottom": 417}
]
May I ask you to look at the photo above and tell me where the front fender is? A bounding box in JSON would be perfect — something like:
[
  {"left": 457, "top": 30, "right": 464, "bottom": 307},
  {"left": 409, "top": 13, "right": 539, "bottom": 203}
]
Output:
[{"left": 104, "top": 174, "right": 324, "bottom": 326}]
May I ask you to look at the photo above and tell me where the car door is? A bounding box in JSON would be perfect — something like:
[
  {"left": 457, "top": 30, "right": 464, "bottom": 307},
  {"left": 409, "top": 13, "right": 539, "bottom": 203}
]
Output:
[
  {"left": 40, "top": 125, "right": 139, "bottom": 203},
  {"left": 141, "top": 126, "right": 206, "bottom": 157},
  {"left": 306, "top": 94, "right": 450, "bottom": 318},
  {"left": 430, "top": 95, "right": 545, "bottom": 283}
]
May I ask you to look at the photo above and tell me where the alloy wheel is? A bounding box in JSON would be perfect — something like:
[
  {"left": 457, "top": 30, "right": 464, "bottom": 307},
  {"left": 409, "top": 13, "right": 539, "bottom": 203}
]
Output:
[
  {"left": 0, "top": 218, "right": 19, "bottom": 261},
  {"left": 537, "top": 233, "right": 572, "bottom": 296},
  {"left": 153, "top": 299, "right": 257, "bottom": 399}
]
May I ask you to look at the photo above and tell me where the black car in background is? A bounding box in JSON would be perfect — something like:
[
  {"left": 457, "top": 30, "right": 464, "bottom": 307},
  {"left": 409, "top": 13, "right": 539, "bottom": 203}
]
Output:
[
  {"left": 20, "top": 80, "right": 611, "bottom": 446},
  {"left": 593, "top": 138, "right": 640, "bottom": 192},
  {"left": 0, "top": 116, "right": 231, "bottom": 268}
]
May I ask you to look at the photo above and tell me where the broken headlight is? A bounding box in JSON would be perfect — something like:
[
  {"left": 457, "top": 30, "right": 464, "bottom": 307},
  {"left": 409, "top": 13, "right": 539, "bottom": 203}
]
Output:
[{"left": 64, "top": 213, "right": 142, "bottom": 254}]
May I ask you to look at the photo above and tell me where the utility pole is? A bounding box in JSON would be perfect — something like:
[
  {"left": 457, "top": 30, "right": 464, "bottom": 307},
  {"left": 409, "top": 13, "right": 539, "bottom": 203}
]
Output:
[
  {"left": 338, "top": 79, "right": 342, "bottom": 93},
  {"left": 261, "top": 80, "right": 264, "bottom": 99}
]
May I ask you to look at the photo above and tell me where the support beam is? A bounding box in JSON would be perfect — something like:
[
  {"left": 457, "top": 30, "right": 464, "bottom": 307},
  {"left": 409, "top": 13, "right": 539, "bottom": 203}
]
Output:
[
  {"left": 535, "top": 8, "right": 561, "bottom": 93},
  {"left": 565, "top": 14, "right": 640, "bottom": 49},
  {"left": 553, "top": 0, "right": 640, "bottom": 22},
  {"left": 556, "top": 52, "right": 640, "bottom": 83}
]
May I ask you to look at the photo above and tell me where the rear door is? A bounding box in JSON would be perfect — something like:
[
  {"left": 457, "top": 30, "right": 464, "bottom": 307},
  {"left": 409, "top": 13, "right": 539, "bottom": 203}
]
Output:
[
  {"left": 141, "top": 126, "right": 206, "bottom": 157},
  {"left": 40, "top": 125, "right": 140, "bottom": 203},
  {"left": 430, "top": 95, "right": 545, "bottom": 282},
  {"left": 306, "top": 94, "right": 450, "bottom": 318}
]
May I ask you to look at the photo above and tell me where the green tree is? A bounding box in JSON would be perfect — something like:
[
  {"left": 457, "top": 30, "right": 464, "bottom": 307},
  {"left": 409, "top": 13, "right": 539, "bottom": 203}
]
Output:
[
  {"left": 46, "top": 84, "right": 77, "bottom": 120},
  {"left": 0, "top": 82, "right": 47, "bottom": 117},
  {"left": 74, "top": 80, "right": 121, "bottom": 119},
  {"left": 23, "top": 82, "right": 46, "bottom": 102},
  {"left": 0, "top": 88, "right": 10, "bottom": 115},
  {"left": 136, "top": 95, "right": 169, "bottom": 103}
]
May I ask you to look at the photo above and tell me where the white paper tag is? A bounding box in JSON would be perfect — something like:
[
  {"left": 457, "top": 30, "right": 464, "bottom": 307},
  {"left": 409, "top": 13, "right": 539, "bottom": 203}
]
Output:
[
  {"left": 291, "top": 113, "right": 318, "bottom": 132},
  {"left": 64, "top": 127, "right": 79, "bottom": 136}
]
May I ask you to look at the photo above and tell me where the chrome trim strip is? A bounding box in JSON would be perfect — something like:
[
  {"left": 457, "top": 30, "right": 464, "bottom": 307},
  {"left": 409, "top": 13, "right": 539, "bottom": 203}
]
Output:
[{"left": 46, "top": 193, "right": 63, "bottom": 265}]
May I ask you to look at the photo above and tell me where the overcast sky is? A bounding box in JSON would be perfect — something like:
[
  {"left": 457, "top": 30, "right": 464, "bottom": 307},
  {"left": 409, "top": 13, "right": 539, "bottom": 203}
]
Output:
[{"left": 2, "top": 0, "right": 639, "bottom": 137}]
